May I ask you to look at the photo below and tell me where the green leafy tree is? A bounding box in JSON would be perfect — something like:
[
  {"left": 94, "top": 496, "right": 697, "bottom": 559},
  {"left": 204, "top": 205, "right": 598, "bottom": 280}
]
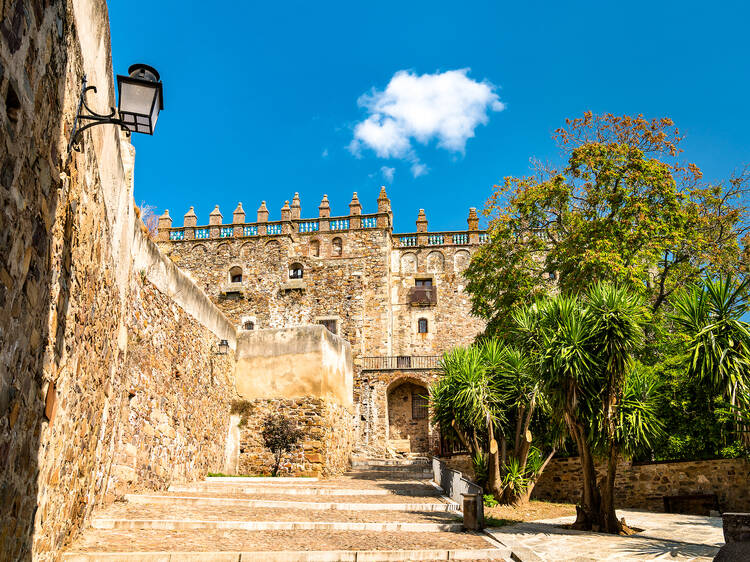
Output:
[
  {"left": 514, "top": 284, "right": 663, "bottom": 534},
  {"left": 465, "top": 113, "right": 749, "bottom": 336},
  {"left": 261, "top": 414, "right": 306, "bottom": 477}
]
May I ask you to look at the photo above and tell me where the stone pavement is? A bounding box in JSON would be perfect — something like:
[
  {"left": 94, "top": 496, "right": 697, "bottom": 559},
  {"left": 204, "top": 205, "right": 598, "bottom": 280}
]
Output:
[
  {"left": 486, "top": 510, "right": 723, "bottom": 561},
  {"left": 63, "top": 458, "right": 509, "bottom": 561}
]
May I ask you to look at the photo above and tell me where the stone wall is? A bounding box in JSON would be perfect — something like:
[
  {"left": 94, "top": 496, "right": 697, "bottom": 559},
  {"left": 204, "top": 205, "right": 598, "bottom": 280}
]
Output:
[
  {"left": 235, "top": 325, "right": 353, "bottom": 406},
  {"left": 0, "top": 1, "right": 239, "bottom": 560},
  {"left": 116, "top": 278, "right": 235, "bottom": 495},
  {"left": 532, "top": 456, "right": 750, "bottom": 513},
  {"left": 235, "top": 397, "right": 355, "bottom": 478},
  {"left": 158, "top": 198, "right": 487, "bottom": 455}
]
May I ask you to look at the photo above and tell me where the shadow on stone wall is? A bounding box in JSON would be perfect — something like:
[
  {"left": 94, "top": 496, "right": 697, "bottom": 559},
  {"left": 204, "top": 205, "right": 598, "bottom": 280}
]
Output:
[{"left": 0, "top": 1, "right": 72, "bottom": 559}]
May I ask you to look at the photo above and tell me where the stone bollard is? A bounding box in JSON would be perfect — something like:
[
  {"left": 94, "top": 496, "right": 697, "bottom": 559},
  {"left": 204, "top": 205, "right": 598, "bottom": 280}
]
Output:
[{"left": 462, "top": 493, "right": 481, "bottom": 530}]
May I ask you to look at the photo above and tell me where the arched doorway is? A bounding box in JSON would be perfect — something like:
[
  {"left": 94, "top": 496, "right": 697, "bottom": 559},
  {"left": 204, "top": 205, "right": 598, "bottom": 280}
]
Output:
[{"left": 386, "top": 379, "right": 430, "bottom": 454}]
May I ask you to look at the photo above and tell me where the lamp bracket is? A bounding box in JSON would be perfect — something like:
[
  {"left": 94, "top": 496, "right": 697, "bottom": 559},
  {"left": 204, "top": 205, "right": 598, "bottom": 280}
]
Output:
[{"left": 68, "top": 75, "right": 131, "bottom": 154}]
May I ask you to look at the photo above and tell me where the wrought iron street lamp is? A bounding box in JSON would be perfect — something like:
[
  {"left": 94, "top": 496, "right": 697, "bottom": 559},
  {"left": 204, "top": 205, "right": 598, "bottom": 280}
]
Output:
[
  {"left": 216, "top": 340, "right": 229, "bottom": 356},
  {"left": 69, "top": 63, "right": 164, "bottom": 152}
]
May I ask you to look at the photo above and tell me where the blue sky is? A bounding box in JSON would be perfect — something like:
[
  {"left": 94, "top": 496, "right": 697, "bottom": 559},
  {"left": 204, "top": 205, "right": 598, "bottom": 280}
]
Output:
[{"left": 109, "top": 1, "right": 749, "bottom": 233}]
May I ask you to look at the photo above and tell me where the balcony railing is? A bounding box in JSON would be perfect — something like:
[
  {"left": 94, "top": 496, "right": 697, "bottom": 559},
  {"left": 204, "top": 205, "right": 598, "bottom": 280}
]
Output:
[
  {"left": 361, "top": 355, "right": 442, "bottom": 370},
  {"left": 408, "top": 286, "right": 437, "bottom": 306}
]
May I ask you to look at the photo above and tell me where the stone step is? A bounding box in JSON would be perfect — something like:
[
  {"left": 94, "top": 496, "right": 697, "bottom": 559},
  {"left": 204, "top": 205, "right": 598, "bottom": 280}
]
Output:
[
  {"left": 63, "top": 548, "right": 510, "bottom": 561},
  {"left": 91, "top": 519, "right": 465, "bottom": 532},
  {"left": 351, "top": 458, "right": 430, "bottom": 468},
  {"left": 64, "top": 529, "right": 507, "bottom": 561},
  {"left": 345, "top": 470, "right": 434, "bottom": 480},
  {"left": 170, "top": 486, "right": 396, "bottom": 496},
  {"left": 349, "top": 463, "right": 431, "bottom": 471},
  {"left": 204, "top": 476, "right": 319, "bottom": 483},
  {"left": 124, "top": 494, "right": 458, "bottom": 512},
  {"left": 162, "top": 491, "right": 444, "bottom": 504}
]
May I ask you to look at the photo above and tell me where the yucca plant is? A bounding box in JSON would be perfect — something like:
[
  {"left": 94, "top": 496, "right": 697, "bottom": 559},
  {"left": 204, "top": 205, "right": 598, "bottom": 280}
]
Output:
[{"left": 670, "top": 275, "right": 750, "bottom": 408}]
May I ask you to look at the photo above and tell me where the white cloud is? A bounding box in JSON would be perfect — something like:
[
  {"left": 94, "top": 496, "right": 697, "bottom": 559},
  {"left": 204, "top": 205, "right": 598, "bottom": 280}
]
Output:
[
  {"left": 349, "top": 69, "right": 504, "bottom": 176},
  {"left": 380, "top": 166, "right": 395, "bottom": 182},
  {"left": 321, "top": 148, "right": 329, "bottom": 158},
  {"left": 410, "top": 162, "right": 428, "bottom": 177}
]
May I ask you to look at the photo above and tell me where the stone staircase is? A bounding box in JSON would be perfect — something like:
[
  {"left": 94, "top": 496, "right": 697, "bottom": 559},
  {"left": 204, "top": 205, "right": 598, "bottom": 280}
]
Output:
[{"left": 63, "top": 460, "right": 509, "bottom": 561}]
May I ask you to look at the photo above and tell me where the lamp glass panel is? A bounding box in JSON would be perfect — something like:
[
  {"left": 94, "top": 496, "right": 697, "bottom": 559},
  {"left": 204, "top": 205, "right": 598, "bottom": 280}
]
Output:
[
  {"left": 119, "top": 81, "right": 157, "bottom": 115},
  {"left": 150, "top": 95, "right": 160, "bottom": 129}
]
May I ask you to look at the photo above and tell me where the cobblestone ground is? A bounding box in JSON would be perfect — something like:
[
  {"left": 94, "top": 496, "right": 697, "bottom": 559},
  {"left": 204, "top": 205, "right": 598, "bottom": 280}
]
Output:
[{"left": 63, "top": 459, "right": 507, "bottom": 561}]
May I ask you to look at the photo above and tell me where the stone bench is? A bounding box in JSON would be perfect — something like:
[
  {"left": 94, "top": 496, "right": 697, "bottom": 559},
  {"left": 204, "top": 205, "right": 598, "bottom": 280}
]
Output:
[
  {"left": 663, "top": 493, "right": 720, "bottom": 516},
  {"left": 715, "top": 513, "right": 750, "bottom": 561}
]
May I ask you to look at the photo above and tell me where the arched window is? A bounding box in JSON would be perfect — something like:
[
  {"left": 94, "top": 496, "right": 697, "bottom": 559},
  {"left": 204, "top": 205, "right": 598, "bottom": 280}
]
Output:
[
  {"left": 332, "top": 237, "right": 343, "bottom": 257},
  {"left": 418, "top": 318, "right": 428, "bottom": 334},
  {"left": 244, "top": 320, "right": 254, "bottom": 330},
  {"left": 229, "top": 266, "right": 243, "bottom": 283},
  {"left": 289, "top": 263, "right": 304, "bottom": 279},
  {"left": 310, "top": 239, "right": 320, "bottom": 257}
]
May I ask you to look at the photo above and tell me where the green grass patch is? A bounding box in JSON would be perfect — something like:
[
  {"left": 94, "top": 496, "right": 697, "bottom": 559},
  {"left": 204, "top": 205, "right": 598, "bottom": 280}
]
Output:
[{"left": 484, "top": 516, "right": 515, "bottom": 528}]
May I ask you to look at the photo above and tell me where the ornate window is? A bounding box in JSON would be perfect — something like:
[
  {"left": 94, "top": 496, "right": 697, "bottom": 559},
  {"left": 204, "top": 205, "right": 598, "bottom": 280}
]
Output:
[
  {"left": 243, "top": 320, "right": 254, "bottom": 330},
  {"left": 229, "top": 266, "right": 243, "bottom": 283},
  {"left": 332, "top": 237, "right": 343, "bottom": 257},
  {"left": 289, "top": 263, "right": 304, "bottom": 279},
  {"left": 412, "top": 393, "right": 428, "bottom": 419},
  {"left": 418, "top": 318, "right": 428, "bottom": 334}
]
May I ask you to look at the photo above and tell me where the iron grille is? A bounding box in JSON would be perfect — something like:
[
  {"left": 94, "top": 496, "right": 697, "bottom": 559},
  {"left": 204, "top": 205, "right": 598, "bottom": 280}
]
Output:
[{"left": 412, "top": 393, "right": 428, "bottom": 419}]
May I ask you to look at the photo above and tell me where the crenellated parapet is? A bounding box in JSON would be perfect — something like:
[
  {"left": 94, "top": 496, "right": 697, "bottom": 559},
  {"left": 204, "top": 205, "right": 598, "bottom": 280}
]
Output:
[{"left": 158, "top": 188, "right": 487, "bottom": 247}]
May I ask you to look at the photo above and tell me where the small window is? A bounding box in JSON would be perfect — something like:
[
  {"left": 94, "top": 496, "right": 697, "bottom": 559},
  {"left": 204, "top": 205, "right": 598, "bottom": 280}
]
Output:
[
  {"left": 412, "top": 393, "right": 428, "bottom": 419},
  {"left": 289, "top": 263, "right": 304, "bottom": 279},
  {"left": 332, "top": 237, "right": 343, "bottom": 257},
  {"left": 229, "top": 266, "right": 243, "bottom": 283},
  {"left": 415, "top": 278, "right": 433, "bottom": 287},
  {"left": 319, "top": 319, "right": 337, "bottom": 335},
  {"left": 244, "top": 321, "right": 254, "bottom": 330},
  {"left": 310, "top": 239, "right": 320, "bottom": 257},
  {"left": 418, "top": 318, "right": 428, "bottom": 334}
]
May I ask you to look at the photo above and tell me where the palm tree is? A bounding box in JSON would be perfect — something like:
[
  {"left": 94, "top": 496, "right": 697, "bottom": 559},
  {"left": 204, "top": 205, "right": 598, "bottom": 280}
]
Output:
[
  {"left": 431, "top": 346, "right": 505, "bottom": 497},
  {"left": 671, "top": 275, "right": 750, "bottom": 408},
  {"left": 671, "top": 275, "right": 750, "bottom": 439},
  {"left": 586, "top": 282, "right": 650, "bottom": 533},
  {"left": 514, "top": 284, "right": 662, "bottom": 533},
  {"left": 430, "top": 341, "right": 556, "bottom": 503}
]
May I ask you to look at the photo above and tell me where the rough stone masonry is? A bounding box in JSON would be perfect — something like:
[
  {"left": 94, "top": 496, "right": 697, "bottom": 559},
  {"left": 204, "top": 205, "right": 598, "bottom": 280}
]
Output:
[
  {"left": 0, "top": 0, "right": 487, "bottom": 559},
  {"left": 156, "top": 193, "right": 489, "bottom": 457}
]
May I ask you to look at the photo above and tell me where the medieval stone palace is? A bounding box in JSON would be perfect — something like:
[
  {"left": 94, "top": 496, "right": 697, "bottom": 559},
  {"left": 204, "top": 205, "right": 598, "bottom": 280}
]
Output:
[{"left": 156, "top": 190, "right": 487, "bottom": 458}]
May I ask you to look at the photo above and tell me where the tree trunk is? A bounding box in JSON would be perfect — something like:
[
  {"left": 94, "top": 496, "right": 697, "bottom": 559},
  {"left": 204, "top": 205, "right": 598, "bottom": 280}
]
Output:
[
  {"left": 486, "top": 417, "right": 503, "bottom": 499},
  {"left": 565, "top": 416, "right": 600, "bottom": 530},
  {"left": 599, "top": 446, "right": 623, "bottom": 534},
  {"left": 518, "top": 398, "right": 536, "bottom": 473}
]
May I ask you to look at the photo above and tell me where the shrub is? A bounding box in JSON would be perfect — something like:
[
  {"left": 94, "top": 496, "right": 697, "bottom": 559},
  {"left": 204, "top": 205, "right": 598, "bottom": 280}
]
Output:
[{"left": 261, "top": 414, "right": 306, "bottom": 476}]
